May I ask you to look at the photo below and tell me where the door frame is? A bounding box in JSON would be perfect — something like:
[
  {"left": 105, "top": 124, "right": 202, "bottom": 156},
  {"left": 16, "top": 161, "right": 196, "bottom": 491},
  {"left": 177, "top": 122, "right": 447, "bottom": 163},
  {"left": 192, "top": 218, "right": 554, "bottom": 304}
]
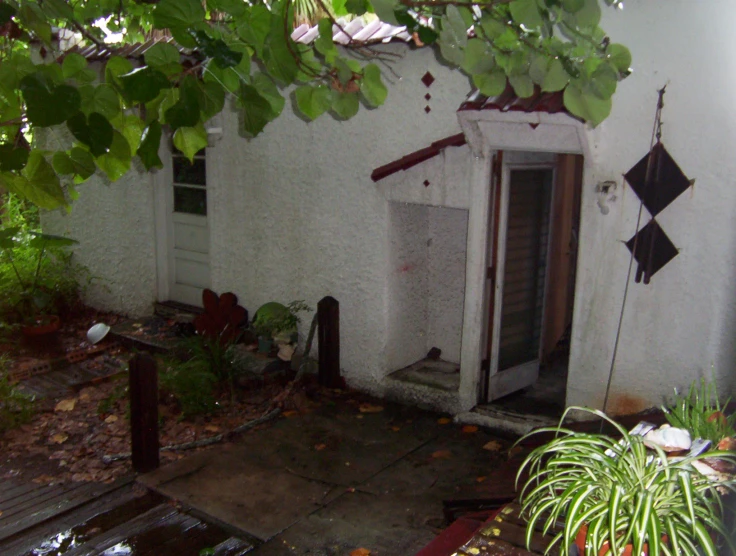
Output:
[
  {"left": 153, "top": 138, "right": 214, "bottom": 306},
  {"left": 455, "top": 109, "right": 590, "bottom": 412},
  {"left": 485, "top": 161, "right": 557, "bottom": 401}
]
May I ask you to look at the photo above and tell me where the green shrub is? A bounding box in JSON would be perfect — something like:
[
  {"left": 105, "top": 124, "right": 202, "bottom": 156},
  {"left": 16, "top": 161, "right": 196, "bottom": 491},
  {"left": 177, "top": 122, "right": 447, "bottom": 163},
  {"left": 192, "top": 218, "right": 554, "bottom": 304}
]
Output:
[
  {"left": 159, "top": 356, "right": 218, "bottom": 418},
  {"left": 663, "top": 377, "right": 736, "bottom": 444},
  {"left": 0, "top": 193, "right": 91, "bottom": 323},
  {"left": 0, "top": 358, "right": 34, "bottom": 433}
]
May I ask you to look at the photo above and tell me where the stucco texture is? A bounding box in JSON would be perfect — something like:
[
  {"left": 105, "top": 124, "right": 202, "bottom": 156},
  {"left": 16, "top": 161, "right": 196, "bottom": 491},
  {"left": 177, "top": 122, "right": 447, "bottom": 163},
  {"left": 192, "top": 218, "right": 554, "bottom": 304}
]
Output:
[
  {"left": 43, "top": 165, "right": 158, "bottom": 317},
  {"left": 567, "top": 0, "right": 736, "bottom": 412}
]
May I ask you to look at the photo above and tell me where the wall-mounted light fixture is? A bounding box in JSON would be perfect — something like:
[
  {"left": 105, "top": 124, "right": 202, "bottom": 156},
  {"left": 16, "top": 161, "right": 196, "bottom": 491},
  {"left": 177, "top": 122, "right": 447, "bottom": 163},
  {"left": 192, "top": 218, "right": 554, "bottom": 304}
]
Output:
[{"left": 595, "top": 180, "right": 618, "bottom": 215}]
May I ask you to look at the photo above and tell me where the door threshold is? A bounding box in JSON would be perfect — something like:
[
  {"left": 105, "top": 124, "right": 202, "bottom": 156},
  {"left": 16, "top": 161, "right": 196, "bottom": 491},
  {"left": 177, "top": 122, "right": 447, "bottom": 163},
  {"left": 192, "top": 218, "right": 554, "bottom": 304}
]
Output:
[
  {"left": 154, "top": 300, "right": 203, "bottom": 321},
  {"left": 455, "top": 406, "right": 557, "bottom": 437}
]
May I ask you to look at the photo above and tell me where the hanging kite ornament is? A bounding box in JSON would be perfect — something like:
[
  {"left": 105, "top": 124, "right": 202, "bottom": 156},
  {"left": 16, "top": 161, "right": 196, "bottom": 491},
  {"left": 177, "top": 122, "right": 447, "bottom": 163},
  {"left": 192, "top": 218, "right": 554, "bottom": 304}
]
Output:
[{"left": 623, "top": 87, "right": 695, "bottom": 284}]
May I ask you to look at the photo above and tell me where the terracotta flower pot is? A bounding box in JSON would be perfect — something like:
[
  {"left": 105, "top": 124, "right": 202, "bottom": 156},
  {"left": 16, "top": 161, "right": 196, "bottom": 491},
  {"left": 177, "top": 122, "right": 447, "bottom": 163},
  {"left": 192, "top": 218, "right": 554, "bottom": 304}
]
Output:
[
  {"left": 575, "top": 525, "right": 648, "bottom": 556},
  {"left": 21, "top": 314, "right": 61, "bottom": 337}
]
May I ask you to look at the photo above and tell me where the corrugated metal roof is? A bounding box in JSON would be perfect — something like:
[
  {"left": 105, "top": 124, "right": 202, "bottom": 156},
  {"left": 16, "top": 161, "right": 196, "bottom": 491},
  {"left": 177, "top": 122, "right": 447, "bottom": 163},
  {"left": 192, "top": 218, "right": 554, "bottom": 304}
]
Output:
[
  {"left": 459, "top": 83, "right": 570, "bottom": 116},
  {"left": 64, "top": 17, "right": 411, "bottom": 61}
]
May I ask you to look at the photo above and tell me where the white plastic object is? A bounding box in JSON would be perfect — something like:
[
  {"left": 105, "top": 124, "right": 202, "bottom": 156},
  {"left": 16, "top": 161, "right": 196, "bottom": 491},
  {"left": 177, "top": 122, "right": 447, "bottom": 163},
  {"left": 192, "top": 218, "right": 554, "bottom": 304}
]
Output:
[{"left": 87, "top": 323, "right": 111, "bottom": 345}]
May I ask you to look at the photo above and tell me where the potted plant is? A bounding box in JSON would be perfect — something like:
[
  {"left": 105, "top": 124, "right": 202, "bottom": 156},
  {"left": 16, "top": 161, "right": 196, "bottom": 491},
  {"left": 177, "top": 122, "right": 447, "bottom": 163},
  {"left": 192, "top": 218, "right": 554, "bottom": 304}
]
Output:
[
  {"left": 0, "top": 227, "right": 78, "bottom": 335},
  {"left": 515, "top": 406, "right": 736, "bottom": 556},
  {"left": 251, "top": 300, "right": 311, "bottom": 354}
]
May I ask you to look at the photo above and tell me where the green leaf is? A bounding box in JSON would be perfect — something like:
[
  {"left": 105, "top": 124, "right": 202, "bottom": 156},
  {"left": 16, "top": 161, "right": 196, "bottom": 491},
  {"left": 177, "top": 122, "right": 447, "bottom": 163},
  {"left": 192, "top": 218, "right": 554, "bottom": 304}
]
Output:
[
  {"left": 0, "top": 54, "right": 36, "bottom": 96},
  {"left": 173, "top": 124, "right": 208, "bottom": 162},
  {"left": 20, "top": 151, "right": 66, "bottom": 209},
  {"left": 509, "top": 74, "right": 534, "bottom": 98},
  {"left": 369, "top": 0, "right": 399, "bottom": 26},
  {"left": 0, "top": 144, "right": 29, "bottom": 172},
  {"left": 607, "top": 43, "right": 632, "bottom": 73},
  {"left": 295, "top": 85, "right": 332, "bottom": 120},
  {"left": 20, "top": 75, "right": 81, "bottom": 128},
  {"left": 252, "top": 73, "right": 285, "bottom": 117},
  {"left": 96, "top": 131, "right": 131, "bottom": 181},
  {"left": 479, "top": 14, "right": 506, "bottom": 40},
  {"left": 315, "top": 19, "right": 337, "bottom": 62},
  {"left": 509, "top": 0, "right": 543, "bottom": 29},
  {"left": 66, "top": 112, "right": 113, "bottom": 157},
  {"left": 144, "top": 42, "right": 182, "bottom": 75},
  {"left": 439, "top": 5, "right": 468, "bottom": 66},
  {"left": 360, "top": 63, "right": 387, "bottom": 107},
  {"left": 462, "top": 39, "right": 495, "bottom": 75},
  {"left": 561, "top": 0, "right": 585, "bottom": 12},
  {"left": 52, "top": 152, "right": 75, "bottom": 175},
  {"left": 345, "top": 0, "right": 369, "bottom": 16},
  {"left": 417, "top": 25, "right": 438, "bottom": 45},
  {"left": 203, "top": 58, "right": 244, "bottom": 94},
  {"left": 0, "top": 3, "right": 15, "bottom": 26},
  {"left": 473, "top": 70, "right": 507, "bottom": 97},
  {"left": 563, "top": 84, "right": 611, "bottom": 126},
  {"left": 239, "top": 83, "right": 276, "bottom": 137},
  {"left": 119, "top": 114, "right": 146, "bottom": 153},
  {"left": 153, "top": 0, "right": 205, "bottom": 29},
  {"left": 199, "top": 81, "right": 226, "bottom": 121},
  {"left": 120, "top": 67, "right": 171, "bottom": 104},
  {"left": 236, "top": 5, "right": 271, "bottom": 57},
  {"left": 207, "top": 0, "right": 247, "bottom": 17},
  {"left": 41, "top": 0, "right": 75, "bottom": 20},
  {"left": 264, "top": 29, "right": 299, "bottom": 84},
  {"left": 165, "top": 77, "right": 201, "bottom": 129},
  {"left": 104, "top": 56, "right": 134, "bottom": 89},
  {"left": 137, "top": 121, "right": 164, "bottom": 170},
  {"left": 17, "top": 4, "right": 51, "bottom": 44},
  {"left": 62, "top": 53, "right": 88, "bottom": 79},
  {"left": 69, "top": 147, "right": 96, "bottom": 181},
  {"left": 542, "top": 58, "right": 569, "bottom": 92},
  {"left": 193, "top": 30, "right": 243, "bottom": 69},
  {"left": 332, "top": 0, "right": 348, "bottom": 16},
  {"left": 528, "top": 54, "right": 549, "bottom": 85},
  {"left": 589, "top": 62, "right": 618, "bottom": 99},
  {"left": 331, "top": 91, "right": 359, "bottom": 119},
  {"left": 569, "top": 0, "right": 601, "bottom": 29},
  {"left": 79, "top": 84, "right": 120, "bottom": 120}
]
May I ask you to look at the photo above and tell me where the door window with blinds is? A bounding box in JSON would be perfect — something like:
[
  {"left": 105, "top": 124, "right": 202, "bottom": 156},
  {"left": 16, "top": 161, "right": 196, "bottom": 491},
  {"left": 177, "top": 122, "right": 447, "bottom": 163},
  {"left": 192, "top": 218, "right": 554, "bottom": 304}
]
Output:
[
  {"left": 498, "top": 169, "right": 553, "bottom": 371},
  {"left": 173, "top": 149, "right": 206, "bottom": 215}
]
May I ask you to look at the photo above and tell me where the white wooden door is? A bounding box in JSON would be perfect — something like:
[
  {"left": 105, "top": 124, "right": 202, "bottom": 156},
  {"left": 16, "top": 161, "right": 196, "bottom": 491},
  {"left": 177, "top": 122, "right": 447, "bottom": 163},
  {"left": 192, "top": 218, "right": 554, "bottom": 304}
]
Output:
[
  {"left": 486, "top": 164, "right": 554, "bottom": 401},
  {"left": 161, "top": 146, "right": 211, "bottom": 307}
]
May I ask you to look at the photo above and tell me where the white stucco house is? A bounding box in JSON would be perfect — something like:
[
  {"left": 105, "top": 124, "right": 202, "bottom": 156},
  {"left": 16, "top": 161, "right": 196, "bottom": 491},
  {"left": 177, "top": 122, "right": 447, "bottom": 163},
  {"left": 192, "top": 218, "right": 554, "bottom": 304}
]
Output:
[{"left": 44, "top": 1, "right": 736, "bottom": 425}]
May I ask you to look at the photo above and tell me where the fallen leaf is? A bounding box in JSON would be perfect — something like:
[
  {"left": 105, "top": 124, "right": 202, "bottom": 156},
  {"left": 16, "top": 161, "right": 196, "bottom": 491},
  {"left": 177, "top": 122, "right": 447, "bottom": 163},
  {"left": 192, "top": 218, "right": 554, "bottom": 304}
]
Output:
[
  {"left": 483, "top": 440, "right": 502, "bottom": 451},
  {"left": 204, "top": 425, "right": 220, "bottom": 433},
  {"left": 350, "top": 549, "right": 371, "bottom": 556},
  {"left": 431, "top": 450, "right": 452, "bottom": 459},
  {"left": 314, "top": 443, "right": 327, "bottom": 451},
  {"left": 476, "top": 476, "right": 487, "bottom": 483},
  {"left": 55, "top": 399, "right": 77, "bottom": 412},
  {"left": 359, "top": 403, "right": 384, "bottom": 414},
  {"left": 462, "top": 425, "right": 479, "bottom": 433},
  {"left": 78, "top": 392, "right": 91, "bottom": 402},
  {"left": 437, "top": 417, "right": 452, "bottom": 425},
  {"left": 104, "top": 415, "right": 118, "bottom": 424},
  {"left": 283, "top": 410, "right": 299, "bottom": 417},
  {"left": 0, "top": 510, "right": 3, "bottom": 517},
  {"left": 51, "top": 433, "right": 68, "bottom": 444},
  {"left": 390, "top": 426, "right": 400, "bottom": 432}
]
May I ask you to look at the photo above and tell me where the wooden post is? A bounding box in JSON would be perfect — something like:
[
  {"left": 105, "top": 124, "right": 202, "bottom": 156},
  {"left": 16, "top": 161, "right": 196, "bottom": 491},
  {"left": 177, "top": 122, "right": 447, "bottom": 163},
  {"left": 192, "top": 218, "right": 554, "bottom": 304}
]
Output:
[
  {"left": 317, "top": 296, "right": 341, "bottom": 388},
  {"left": 129, "top": 354, "right": 159, "bottom": 473}
]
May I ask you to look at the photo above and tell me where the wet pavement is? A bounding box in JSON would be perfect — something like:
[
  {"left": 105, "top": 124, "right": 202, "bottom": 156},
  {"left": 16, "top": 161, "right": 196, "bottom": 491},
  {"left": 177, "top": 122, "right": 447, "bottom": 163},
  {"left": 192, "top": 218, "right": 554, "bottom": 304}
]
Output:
[{"left": 140, "top": 394, "right": 514, "bottom": 555}]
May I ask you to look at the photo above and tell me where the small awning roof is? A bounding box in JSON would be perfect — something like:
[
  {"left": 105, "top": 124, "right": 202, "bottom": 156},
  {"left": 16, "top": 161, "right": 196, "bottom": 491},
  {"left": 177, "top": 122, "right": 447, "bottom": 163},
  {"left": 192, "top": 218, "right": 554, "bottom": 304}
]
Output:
[{"left": 370, "top": 133, "right": 467, "bottom": 182}]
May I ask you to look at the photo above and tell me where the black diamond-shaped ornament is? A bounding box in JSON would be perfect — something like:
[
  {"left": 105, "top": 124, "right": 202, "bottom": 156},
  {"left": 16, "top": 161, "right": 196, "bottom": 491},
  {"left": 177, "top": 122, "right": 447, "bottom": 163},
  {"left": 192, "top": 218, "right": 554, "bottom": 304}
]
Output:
[
  {"left": 624, "top": 143, "right": 691, "bottom": 216},
  {"left": 625, "top": 219, "right": 678, "bottom": 283}
]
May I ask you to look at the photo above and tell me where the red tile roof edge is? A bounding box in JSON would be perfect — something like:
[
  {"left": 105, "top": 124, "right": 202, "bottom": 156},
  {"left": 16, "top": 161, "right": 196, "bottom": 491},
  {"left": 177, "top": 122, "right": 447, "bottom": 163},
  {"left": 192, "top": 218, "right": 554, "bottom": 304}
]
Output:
[{"left": 371, "top": 133, "right": 467, "bottom": 182}]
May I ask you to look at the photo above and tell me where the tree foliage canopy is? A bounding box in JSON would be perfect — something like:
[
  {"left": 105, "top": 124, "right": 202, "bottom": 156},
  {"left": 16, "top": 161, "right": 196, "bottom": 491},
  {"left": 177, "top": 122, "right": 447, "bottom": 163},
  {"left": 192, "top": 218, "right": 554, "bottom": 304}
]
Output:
[{"left": 0, "top": 0, "right": 630, "bottom": 210}]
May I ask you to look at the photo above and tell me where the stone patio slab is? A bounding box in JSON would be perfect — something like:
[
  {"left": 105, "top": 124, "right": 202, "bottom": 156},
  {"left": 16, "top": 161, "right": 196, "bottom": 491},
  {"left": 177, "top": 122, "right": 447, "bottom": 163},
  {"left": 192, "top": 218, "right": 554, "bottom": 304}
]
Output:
[{"left": 141, "top": 446, "right": 331, "bottom": 541}]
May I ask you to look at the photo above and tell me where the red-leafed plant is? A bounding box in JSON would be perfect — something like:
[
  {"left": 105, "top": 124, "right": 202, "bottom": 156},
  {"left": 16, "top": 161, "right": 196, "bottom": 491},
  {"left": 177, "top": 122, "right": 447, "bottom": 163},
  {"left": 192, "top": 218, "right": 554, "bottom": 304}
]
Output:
[{"left": 193, "top": 289, "right": 248, "bottom": 347}]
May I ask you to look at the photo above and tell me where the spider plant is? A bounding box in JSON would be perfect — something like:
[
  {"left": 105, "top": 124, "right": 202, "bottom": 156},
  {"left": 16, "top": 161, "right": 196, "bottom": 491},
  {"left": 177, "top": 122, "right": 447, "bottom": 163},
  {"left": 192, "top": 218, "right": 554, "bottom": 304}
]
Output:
[
  {"left": 663, "top": 378, "right": 736, "bottom": 445},
  {"left": 515, "top": 407, "right": 736, "bottom": 556}
]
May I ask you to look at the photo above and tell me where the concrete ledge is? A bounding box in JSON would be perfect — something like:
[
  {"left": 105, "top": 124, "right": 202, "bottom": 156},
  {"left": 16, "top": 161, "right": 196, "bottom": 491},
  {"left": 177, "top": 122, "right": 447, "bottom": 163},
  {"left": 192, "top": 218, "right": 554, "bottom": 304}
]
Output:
[{"left": 455, "top": 407, "right": 557, "bottom": 437}]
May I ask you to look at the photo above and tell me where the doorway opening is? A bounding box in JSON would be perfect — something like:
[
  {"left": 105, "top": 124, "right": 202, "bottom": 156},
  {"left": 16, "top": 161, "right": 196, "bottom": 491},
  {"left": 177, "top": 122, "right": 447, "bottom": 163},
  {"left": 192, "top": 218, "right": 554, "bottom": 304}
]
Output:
[
  {"left": 479, "top": 151, "right": 583, "bottom": 419},
  {"left": 385, "top": 202, "right": 469, "bottom": 393}
]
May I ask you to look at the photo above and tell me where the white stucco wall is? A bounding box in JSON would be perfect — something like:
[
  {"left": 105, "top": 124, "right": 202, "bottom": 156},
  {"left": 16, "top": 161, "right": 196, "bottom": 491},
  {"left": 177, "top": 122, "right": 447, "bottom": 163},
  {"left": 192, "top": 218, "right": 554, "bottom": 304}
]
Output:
[
  {"left": 43, "top": 165, "right": 158, "bottom": 317},
  {"left": 566, "top": 0, "right": 736, "bottom": 413},
  {"left": 41, "top": 1, "right": 736, "bottom": 414}
]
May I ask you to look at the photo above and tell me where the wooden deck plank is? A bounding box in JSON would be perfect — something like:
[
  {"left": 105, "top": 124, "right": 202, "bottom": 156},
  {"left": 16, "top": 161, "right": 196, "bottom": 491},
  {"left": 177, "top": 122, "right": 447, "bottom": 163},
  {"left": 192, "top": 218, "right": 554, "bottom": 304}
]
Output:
[
  {"left": 62, "top": 503, "right": 178, "bottom": 556},
  {"left": 212, "top": 537, "right": 254, "bottom": 556},
  {"left": 0, "top": 477, "right": 134, "bottom": 542},
  {"left": 0, "top": 481, "right": 39, "bottom": 502},
  {"left": 0, "top": 484, "right": 74, "bottom": 517},
  {"left": 0, "top": 484, "right": 159, "bottom": 556}
]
